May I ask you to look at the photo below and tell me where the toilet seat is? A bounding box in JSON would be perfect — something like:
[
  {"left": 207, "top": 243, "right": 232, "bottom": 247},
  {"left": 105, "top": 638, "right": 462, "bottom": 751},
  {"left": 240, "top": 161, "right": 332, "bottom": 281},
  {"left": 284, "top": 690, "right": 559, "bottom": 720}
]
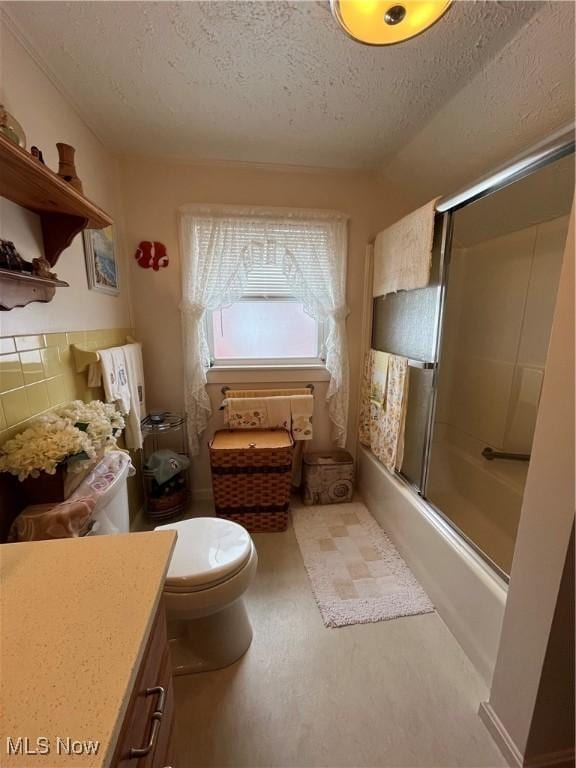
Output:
[{"left": 155, "top": 517, "right": 252, "bottom": 592}]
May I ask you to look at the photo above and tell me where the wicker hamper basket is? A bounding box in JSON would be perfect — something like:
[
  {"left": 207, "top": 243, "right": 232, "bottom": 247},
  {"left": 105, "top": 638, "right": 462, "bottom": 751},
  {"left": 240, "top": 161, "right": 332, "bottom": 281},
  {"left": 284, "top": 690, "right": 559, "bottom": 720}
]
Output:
[{"left": 209, "top": 429, "right": 294, "bottom": 532}]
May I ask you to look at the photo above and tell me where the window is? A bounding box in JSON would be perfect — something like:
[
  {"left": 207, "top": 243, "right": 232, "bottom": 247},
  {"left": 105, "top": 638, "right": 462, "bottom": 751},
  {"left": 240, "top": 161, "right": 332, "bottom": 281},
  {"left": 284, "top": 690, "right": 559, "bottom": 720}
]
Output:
[
  {"left": 179, "top": 205, "right": 349, "bottom": 454},
  {"left": 208, "top": 260, "right": 324, "bottom": 365}
]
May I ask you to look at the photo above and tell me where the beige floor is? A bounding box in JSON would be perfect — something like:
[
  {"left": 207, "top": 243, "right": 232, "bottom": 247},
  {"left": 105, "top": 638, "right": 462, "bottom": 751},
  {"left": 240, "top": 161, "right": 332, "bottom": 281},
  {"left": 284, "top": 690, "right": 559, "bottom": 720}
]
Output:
[{"left": 146, "top": 500, "right": 507, "bottom": 768}]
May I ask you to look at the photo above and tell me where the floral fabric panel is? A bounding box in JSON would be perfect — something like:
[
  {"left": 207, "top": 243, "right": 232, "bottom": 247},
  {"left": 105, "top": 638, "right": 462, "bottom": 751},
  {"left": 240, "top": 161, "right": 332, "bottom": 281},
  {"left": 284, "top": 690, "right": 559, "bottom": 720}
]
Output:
[
  {"left": 224, "top": 395, "right": 313, "bottom": 441},
  {"left": 224, "top": 399, "right": 270, "bottom": 429},
  {"left": 369, "top": 400, "right": 387, "bottom": 467},
  {"left": 290, "top": 394, "right": 314, "bottom": 441},
  {"left": 379, "top": 355, "right": 409, "bottom": 471},
  {"left": 265, "top": 397, "right": 292, "bottom": 431},
  {"left": 358, "top": 350, "right": 373, "bottom": 447},
  {"left": 292, "top": 415, "right": 313, "bottom": 440},
  {"left": 360, "top": 351, "right": 409, "bottom": 473}
]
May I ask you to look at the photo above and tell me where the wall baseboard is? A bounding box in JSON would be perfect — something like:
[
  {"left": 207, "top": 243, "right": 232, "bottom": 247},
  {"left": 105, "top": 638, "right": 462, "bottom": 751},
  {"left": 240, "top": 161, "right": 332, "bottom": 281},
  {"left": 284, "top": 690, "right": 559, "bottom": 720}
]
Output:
[
  {"left": 479, "top": 702, "right": 523, "bottom": 767},
  {"left": 479, "top": 702, "right": 576, "bottom": 768}
]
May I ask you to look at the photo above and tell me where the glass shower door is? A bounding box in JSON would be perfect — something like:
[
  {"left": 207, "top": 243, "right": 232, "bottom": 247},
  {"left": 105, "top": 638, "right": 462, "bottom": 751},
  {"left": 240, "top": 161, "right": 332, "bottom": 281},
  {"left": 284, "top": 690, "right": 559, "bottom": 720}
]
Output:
[{"left": 424, "top": 153, "right": 574, "bottom": 576}]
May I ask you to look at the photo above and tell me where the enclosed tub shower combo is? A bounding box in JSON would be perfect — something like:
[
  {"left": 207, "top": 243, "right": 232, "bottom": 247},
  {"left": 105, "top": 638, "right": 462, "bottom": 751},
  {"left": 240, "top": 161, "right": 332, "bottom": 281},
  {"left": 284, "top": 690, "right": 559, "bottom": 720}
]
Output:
[{"left": 358, "top": 129, "right": 574, "bottom": 682}]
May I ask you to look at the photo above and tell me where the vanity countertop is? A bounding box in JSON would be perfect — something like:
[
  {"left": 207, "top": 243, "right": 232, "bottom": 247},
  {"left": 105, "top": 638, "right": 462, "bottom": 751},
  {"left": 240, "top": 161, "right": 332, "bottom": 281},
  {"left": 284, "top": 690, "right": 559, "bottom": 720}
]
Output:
[{"left": 0, "top": 530, "right": 176, "bottom": 767}]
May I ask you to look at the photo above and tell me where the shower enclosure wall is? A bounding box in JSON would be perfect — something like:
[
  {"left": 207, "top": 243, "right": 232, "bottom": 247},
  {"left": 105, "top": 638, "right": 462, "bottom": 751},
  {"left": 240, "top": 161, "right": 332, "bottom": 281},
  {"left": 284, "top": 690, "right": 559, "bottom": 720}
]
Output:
[{"left": 369, "top": 137, "right": 574, "bottom": 581}]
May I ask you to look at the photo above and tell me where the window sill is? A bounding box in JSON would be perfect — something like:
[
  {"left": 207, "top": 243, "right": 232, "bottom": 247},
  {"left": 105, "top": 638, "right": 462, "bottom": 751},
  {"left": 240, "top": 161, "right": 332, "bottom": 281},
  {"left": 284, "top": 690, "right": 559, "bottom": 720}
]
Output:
[{"left": 207, "top": 364, "right": 330, "bottom": 385}]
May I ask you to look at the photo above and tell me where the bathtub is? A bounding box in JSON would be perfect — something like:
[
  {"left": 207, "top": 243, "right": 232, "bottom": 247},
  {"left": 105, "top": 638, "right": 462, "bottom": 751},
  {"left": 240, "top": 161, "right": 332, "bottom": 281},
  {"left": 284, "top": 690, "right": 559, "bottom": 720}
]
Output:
[
  {"left": 357, "top": 443, "right": 508, "bottom": 687},
  {"left": 426, "top": 431, "right": 527, "bottom": 575}
]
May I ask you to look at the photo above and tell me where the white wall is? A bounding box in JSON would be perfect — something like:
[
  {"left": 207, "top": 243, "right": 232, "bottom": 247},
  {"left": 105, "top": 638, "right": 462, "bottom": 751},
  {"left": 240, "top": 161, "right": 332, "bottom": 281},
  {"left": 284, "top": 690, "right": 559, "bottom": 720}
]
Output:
[
  {"left": 436, "top": 216, "right": 569, "bottom": 454},
  {"left": 480, "top": 208, "right": 575, "bottom": 766},
  {"left": 0, "top": 20, "right": 132, "bottom": 336},
  {"left": 118, "top": 154, "right": 409, "bottom": 493}
]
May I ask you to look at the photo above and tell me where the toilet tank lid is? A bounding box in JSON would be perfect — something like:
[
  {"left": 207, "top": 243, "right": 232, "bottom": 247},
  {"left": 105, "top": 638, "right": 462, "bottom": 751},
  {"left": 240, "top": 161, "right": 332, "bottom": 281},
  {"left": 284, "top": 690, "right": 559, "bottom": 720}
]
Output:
[{"left": 155, "top": 517, "right": 252, "bottom": 588}]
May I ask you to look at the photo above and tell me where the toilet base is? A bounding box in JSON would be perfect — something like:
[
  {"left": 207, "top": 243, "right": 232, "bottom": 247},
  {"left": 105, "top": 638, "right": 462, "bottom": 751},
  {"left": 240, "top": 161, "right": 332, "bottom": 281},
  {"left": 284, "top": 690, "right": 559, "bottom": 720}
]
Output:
[{"left": 168, "top": 598, "right": 254, "bottom": 676}]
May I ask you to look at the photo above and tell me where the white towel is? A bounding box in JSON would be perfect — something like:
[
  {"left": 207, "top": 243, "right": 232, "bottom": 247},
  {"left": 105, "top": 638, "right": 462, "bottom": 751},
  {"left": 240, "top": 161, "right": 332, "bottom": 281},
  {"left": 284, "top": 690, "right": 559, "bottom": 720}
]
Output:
[
  {"left": 87, "top": 362, "right": 102, "bottom": 388},
  {"left": 290, "top": 394, "right": 314, "bottom": 441},
  {"left": 373, "top": 198, "right": 439, "bottom": 296},
  {"left": 122, "top": 343, "right": 146, "bottom": 451},
  {"left": 99, "top": 347, "right": 131, "bottom": 415}
]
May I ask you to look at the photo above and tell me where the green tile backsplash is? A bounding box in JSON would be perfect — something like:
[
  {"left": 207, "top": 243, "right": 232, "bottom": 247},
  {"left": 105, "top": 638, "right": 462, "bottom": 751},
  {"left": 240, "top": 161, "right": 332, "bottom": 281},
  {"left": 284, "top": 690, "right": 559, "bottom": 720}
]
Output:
[{"left": 0, "top": 327, "right": 134, "bottom": 444}]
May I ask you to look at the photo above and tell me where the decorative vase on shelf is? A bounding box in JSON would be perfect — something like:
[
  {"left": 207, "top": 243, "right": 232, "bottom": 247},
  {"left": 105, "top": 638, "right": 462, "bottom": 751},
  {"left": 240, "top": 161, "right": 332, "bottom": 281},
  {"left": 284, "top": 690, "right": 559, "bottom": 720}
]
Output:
[
  {"left": 0, "top": 105, "right": 26, "bottom": 148},
  {"left": 56, "top": 142, "right": 84, "bottom": 193}
]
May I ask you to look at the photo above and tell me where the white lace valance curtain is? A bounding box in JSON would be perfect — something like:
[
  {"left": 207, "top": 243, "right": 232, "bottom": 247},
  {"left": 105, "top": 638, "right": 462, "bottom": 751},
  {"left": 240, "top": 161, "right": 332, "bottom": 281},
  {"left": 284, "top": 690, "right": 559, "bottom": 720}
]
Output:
[{"left": 179, "top": 205, "right": 350, "bottom": 455}]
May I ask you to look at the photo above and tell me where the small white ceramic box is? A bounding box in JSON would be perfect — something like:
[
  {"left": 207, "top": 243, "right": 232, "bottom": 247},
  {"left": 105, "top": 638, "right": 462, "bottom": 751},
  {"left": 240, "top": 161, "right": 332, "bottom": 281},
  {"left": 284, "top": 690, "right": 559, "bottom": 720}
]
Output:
[{"left": 302, "top": 450, "right": 355, "bottom": 506}]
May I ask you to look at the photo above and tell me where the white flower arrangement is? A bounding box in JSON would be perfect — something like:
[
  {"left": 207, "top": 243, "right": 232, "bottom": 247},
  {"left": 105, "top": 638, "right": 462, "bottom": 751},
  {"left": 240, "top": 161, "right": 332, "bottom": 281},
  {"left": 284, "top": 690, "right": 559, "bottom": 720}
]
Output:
[
  {"left": 0, "top": 400, "right": 126, "bottom": 481},
  {"left": 56, "top": 400, "right": 125, "bottom": 447}
]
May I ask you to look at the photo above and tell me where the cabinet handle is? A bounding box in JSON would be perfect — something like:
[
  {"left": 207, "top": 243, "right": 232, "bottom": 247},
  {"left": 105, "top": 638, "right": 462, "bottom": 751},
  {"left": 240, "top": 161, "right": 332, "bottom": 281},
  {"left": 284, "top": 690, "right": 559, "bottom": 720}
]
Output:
[{"left": 129, "top": 685, "right": 166, "bottom": 759}]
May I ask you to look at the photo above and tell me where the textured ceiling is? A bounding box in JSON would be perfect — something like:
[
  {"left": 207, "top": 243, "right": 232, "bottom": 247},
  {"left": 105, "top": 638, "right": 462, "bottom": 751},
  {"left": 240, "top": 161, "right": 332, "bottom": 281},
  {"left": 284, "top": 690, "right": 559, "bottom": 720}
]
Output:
[
  {"left": 378, "top": 1, "right": 575, "bottom": 207},
  {"left": 3, "top": 0, "right": 543, "bottom": 168}
]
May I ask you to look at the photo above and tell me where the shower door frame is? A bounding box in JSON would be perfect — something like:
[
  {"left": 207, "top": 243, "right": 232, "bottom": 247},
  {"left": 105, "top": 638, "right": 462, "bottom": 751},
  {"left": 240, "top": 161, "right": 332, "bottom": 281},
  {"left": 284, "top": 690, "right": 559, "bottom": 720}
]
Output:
[{"left": 406, "top": 125, "right": 576, "bottom": 581}]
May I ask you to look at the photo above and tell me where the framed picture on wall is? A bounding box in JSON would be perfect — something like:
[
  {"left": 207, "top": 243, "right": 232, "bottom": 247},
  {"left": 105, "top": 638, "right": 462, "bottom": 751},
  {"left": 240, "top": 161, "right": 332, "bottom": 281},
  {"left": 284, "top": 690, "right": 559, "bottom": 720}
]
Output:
[{"left": 83, "top": 225, "right": 120, "bottom": 295}]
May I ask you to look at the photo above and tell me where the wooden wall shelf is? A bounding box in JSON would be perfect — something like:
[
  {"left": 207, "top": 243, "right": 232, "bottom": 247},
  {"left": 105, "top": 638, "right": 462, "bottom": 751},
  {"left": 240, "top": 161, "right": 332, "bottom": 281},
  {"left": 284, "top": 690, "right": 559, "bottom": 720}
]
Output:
[
  {"left": 0, "top": 268, "right": 69, "bottom": 311},
  {"left": 0, "top": 133, "right": 113, "bottom": 266}
]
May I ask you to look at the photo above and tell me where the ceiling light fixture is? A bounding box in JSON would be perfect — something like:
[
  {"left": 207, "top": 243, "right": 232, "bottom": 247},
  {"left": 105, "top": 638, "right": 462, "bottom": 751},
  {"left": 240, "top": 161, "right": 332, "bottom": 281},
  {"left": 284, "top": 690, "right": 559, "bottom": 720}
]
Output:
[{"left": 330, "top": 0, "right": 453, "bottom": 46}]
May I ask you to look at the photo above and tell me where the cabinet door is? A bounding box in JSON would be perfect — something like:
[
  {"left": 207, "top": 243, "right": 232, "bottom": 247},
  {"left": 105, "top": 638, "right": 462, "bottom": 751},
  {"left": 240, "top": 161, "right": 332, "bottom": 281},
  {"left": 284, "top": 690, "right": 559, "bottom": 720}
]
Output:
[
  {"left": 112, "top": 602, "right": 175, "bottom": 767},
  {"left": 139, "top": 652, "right": 174, "bottom": 768}
]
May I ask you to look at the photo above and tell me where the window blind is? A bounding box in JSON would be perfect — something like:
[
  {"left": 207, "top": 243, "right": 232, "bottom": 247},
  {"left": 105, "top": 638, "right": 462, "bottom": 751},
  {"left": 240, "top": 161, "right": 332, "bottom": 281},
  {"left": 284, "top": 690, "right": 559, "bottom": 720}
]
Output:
[
  {"left": 242, "top": 261, "right": 292, "bottom": 297},
  {"left": 193, "top": 216, "right": 333, "bottom": 299}
]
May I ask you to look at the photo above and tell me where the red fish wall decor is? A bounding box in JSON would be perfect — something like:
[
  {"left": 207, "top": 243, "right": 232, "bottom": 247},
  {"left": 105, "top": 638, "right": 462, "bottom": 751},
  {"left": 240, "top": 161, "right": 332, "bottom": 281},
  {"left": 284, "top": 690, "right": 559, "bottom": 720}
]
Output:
[{"left": 134, "top": 241, "right": 169, "bottom": 271}]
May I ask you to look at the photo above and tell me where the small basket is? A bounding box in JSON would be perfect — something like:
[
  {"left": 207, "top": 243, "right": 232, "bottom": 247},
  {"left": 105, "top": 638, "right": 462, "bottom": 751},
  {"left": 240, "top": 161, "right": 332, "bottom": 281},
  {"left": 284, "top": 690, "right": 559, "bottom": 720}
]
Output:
[{"left": 210, "top": 430, "right": 293, "bottom": 532}]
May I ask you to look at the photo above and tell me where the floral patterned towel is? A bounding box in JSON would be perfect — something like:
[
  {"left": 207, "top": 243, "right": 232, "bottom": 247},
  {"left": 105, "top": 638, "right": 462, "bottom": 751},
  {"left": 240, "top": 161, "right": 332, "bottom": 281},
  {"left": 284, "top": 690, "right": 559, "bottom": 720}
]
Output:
[
  {"left": 224, "top": 398, "right": 273, "bottom": 430},
  {"left": 264, "top": 397, "right": 292, "bottom": 432},
  {"left": 370, "top": 351, "right": 390, "bottom": 407},
  {"left": 290, "top": 395, "right": 314, "bottom": 441},
  {"left": 359, "top": 351, "right": 409, "bottom": 472},
  {"left": 224, "top": 395, "right": 313, "bottom": 441},
  {"left": 358, "top": 350, "right": 373, "bottom": 447}
]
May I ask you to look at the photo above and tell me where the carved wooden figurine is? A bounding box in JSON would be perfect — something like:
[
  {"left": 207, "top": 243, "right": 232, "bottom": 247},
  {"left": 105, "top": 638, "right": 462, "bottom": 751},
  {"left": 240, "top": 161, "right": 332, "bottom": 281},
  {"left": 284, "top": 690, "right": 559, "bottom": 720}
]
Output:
[
  {"left": 32, "top": 257, "right": 58, "bottom": 281},
  {"left": 31, "top": 146, "right": 45, "bottom": 164}
]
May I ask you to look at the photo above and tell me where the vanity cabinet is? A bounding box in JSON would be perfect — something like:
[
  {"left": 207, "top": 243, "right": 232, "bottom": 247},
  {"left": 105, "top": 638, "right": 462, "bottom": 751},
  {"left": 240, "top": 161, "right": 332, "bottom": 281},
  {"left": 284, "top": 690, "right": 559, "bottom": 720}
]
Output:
[{"left": 113, "top": 600, "right": 174, "bottom": 768}]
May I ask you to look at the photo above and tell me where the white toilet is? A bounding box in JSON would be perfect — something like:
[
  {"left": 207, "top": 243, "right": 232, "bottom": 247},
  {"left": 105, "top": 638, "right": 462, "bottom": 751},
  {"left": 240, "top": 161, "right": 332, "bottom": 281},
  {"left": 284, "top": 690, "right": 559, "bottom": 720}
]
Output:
[{"left": 154, "top": 517, "right": 258, "bottom": 676}]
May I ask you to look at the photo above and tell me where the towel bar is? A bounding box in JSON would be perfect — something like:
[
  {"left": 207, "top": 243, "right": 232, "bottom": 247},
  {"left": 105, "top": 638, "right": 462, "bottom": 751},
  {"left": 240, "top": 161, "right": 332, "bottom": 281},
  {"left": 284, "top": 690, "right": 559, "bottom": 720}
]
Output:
[
  {"left": 71, "top": 336, "right": 139, "bottom": 373},
  {"left": 406, "top": 359, "right": 436, "bottom": 370},
  {"left": 374, "top": 351, "right": 436, "bottom": 370},
  {"left": 221, "top": 385, "right": 315, "bottom": 396},
  {"left": 219, "top": 385, "right": 315, "bottom": 410},
  {"left": 481, "top": 447, "right": 531, "bottom": 462}
]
